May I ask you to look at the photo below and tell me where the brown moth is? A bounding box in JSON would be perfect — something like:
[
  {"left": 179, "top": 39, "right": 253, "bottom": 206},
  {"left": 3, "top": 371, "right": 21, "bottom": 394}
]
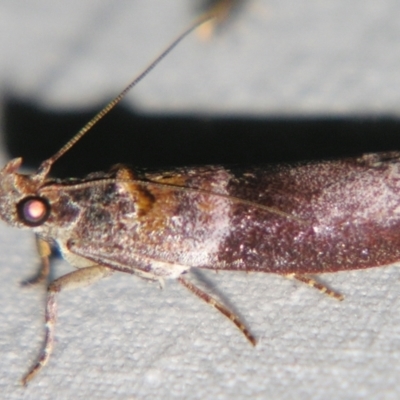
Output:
[{"left": 1, "top": 14, "right": 400, "bottom": 386}]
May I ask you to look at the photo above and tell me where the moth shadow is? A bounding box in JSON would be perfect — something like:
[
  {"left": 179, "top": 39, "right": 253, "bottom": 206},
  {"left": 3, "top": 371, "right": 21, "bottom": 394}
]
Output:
[{"left": 3, "top": 95, "right": 400, "bottom": 178}]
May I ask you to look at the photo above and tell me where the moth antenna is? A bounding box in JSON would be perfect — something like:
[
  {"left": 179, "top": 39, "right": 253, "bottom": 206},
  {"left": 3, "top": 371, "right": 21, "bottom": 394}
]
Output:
[{"left": 36, "top": 14, "right": 214, "bottom": 179}]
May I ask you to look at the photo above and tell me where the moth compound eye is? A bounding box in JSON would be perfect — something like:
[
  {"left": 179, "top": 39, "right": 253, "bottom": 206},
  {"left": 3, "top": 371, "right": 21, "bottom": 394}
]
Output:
[{"left": 17, "top": 196, "right": 51, "bottom": 227}]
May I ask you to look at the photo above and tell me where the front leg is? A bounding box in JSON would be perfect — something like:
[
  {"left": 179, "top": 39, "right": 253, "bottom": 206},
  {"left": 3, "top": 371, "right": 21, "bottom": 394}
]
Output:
[
  {"left": 21, "top": 236, "right": 51, "bottom": 286},
  {"left": 22, "top": 265, "right": 113, "bottom": 386}
]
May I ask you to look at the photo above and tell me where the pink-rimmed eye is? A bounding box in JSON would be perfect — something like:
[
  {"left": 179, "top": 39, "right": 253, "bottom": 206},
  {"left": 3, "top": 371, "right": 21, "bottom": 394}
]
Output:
[{"left": 17, "top": 196, "right": 51, "bottom": 227}]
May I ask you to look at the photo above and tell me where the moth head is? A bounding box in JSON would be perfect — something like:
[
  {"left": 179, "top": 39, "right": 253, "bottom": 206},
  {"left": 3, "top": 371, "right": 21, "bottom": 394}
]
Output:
[{"left": 0, "top": 158, "right": 51, "bottom": 228}]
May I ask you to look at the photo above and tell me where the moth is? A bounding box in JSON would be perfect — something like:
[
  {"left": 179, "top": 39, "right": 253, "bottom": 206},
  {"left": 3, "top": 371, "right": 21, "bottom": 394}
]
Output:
[{"left": 1, "top": 15, "right": 400, "bottom": 386}]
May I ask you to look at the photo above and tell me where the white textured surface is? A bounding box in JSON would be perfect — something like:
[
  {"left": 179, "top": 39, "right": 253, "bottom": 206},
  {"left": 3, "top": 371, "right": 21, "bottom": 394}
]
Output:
[{"left": 0, "top": 1, "right": 400, "bottom": 399}]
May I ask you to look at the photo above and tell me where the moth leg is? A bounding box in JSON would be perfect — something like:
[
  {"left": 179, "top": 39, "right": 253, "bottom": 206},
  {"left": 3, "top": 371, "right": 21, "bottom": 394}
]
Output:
[
  {"left": 21, "top": 236, "right": 51, "bottom": 286},
  {"left": 197, "top": 0, "right": 237, "bottom": 40},
  {"left": 286, "top": 273, "right": 344, "bottom": 301},
  {"left": 22, "top": 265, "right": 113, "bottom": 386},
  {"left": 178, "top": 276, "right": 256, "bottom": 346}
]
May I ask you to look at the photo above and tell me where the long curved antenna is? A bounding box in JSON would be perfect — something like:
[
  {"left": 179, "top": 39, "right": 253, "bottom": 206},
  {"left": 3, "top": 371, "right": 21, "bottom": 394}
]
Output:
[{"left": 36, "top": 14, "right": 213, "bottom": 179}]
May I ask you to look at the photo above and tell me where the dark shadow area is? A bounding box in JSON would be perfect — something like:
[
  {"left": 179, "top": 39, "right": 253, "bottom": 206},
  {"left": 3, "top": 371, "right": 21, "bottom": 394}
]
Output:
[{"left": 3, "top": 95, "right": 400, "bottom": 178}]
